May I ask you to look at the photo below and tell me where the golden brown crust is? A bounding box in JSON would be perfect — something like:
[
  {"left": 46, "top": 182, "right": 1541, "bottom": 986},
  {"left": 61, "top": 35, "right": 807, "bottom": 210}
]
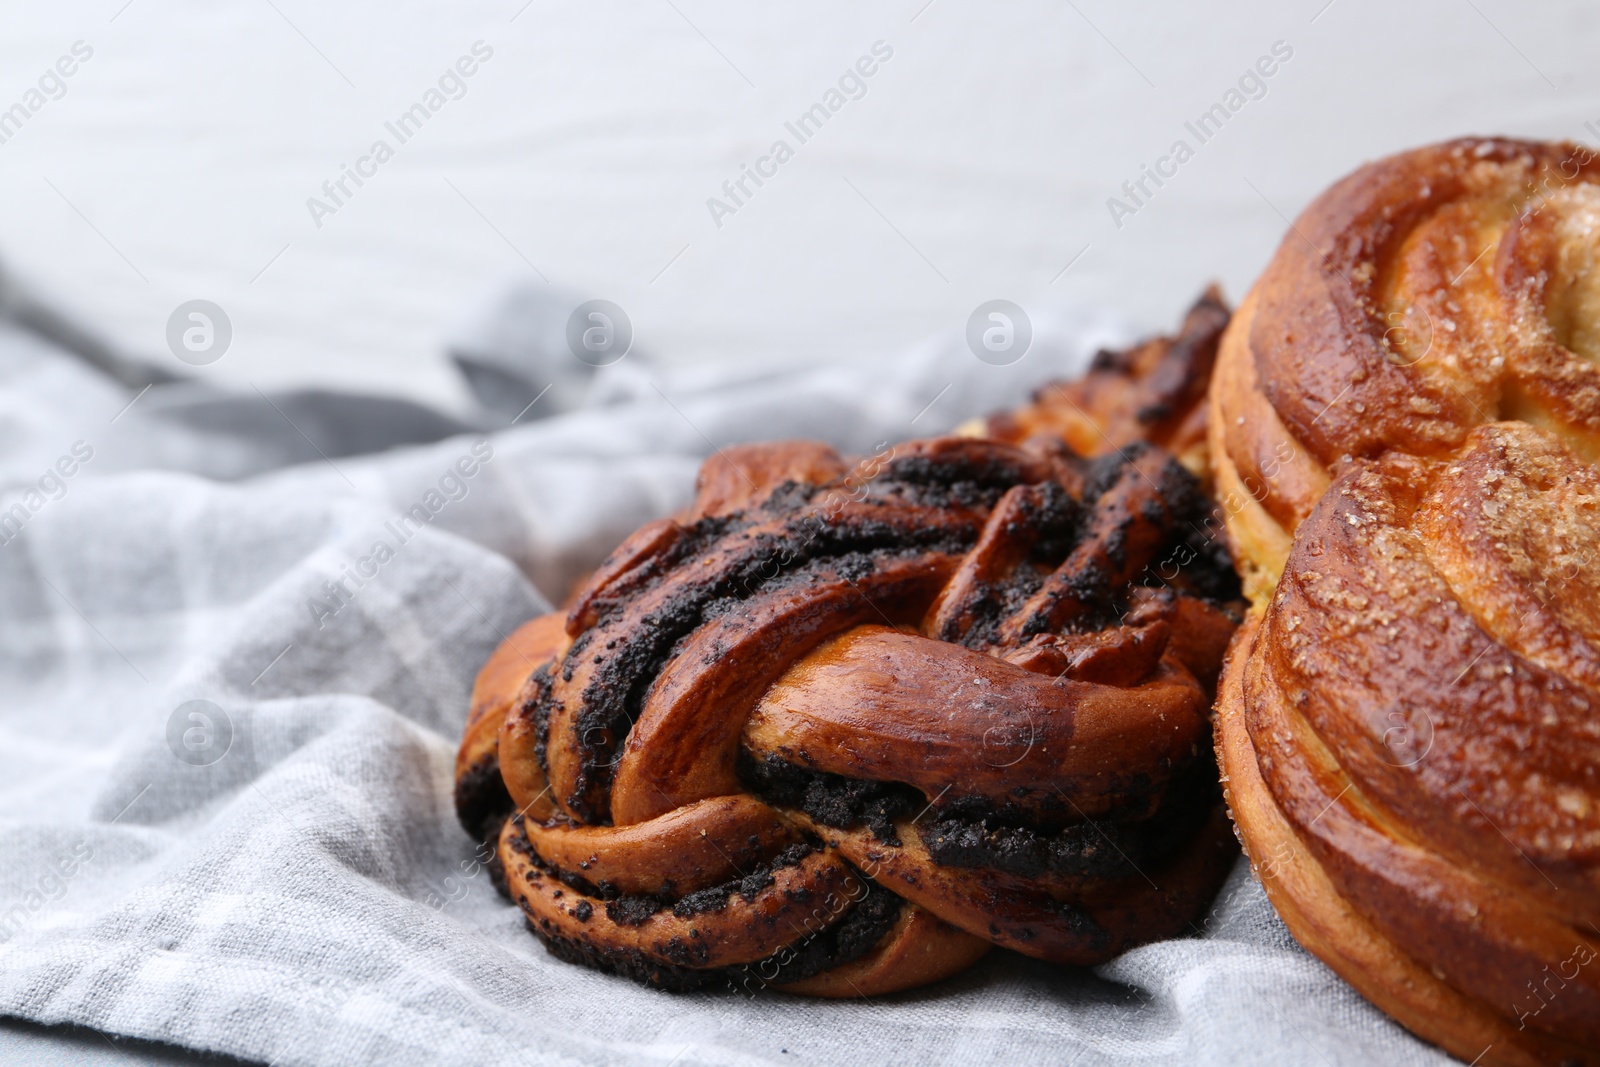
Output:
[
  {"left": 453, "top": 615, "right": 571, "bottom": 838},
  {"left": 1215, "top": 136, "right": 1600, "bottom": 601},
  {"left": 501, "top": 816, "right": 862, "bottom": 969},
  {"left": 1216, "top": 443, "right": 1600, "bottom": 1062},
  {"left": 1213, "top": 136, "right": 1600, "bottom": 1064},
  {"left": 456, "top": 303, "right": 1244, "bottom": 996},
  {"left": 683, "top": 440, "right": 850, "bottom": 523},
  {"left": 744, "top": 626, "right": 1210, "bottom": 824},
  {"left": 1216, "top": 617, "right": 1595, "bottom": 1067},
  {"left": 771, "top": 903, "right": 992, "bottom": 998},
  {"left": 1208, "top": 288, "right": 1329, "bottom": 604},
  {"left": 791, "top": 805, "right": 1238, "bottom": 967},
  {"left": 981, "top": 287, "right": 1230, "bottom": 481}
]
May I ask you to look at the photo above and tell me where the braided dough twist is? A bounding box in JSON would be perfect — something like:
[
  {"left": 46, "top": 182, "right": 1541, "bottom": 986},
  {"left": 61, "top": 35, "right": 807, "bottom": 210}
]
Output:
[{"left": 457, "top": 299, "right": 1243, "bottom": 995}]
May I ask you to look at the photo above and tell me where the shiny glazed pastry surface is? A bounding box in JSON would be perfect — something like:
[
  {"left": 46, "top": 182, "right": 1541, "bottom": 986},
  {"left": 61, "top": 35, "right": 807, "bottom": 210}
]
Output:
[
  {"left": 979, "top": 285, "right": 1228, "bottom": 482},
  {"left": 456, "top": 300, "right": 1244, "bottom": 996},
  {"left": 1210, "top": 137, "right": 1600, "bottom": 1065}
]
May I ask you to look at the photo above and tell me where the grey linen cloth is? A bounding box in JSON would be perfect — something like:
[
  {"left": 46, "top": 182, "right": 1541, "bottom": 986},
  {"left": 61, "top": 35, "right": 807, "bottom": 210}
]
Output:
[{"left": 0, "top": 280, "right": 1458, "bottom": 1066}]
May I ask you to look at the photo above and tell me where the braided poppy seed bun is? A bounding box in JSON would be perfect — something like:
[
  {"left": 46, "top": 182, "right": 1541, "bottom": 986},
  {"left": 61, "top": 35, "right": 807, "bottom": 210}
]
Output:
[
  {"left": 456, "top": 298, "right": 1245, "bottom": 997},
  {"left": 1210, "top": 138, "right": 1600, "bottom": 1065}
]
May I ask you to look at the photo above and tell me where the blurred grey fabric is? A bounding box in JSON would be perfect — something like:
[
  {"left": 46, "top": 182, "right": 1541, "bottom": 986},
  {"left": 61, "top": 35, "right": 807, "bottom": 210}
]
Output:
[{"left": 0, "top": 282, "right": 1458, "bottom": 1067}]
